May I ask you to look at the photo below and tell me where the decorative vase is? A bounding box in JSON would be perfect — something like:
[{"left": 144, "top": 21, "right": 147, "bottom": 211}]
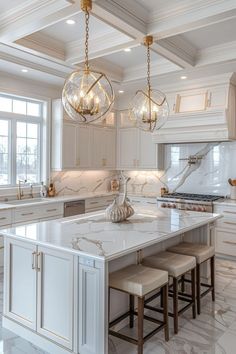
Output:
[{"left": 106, "top": 173, "right": 134, "bottom": 223}]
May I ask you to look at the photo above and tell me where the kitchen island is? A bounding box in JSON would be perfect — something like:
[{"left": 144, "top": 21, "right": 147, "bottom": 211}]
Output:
[{"left": 1, "top": 207, "right": 220, "bottom": 354}]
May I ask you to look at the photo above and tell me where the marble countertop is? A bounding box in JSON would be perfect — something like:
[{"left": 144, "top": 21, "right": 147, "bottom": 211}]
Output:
[
  {"left": 1, "top": 206, "right": 220, "bottom": 261},
  {"left": 213, "top": 198, "right": 236, "bottom": 206},
  {"left": 0, "top": 192, "right": 116, "bottom": 210}
]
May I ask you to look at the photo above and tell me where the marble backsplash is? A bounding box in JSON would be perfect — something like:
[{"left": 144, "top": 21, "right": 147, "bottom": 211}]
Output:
[
  {"left": 51, "top": 170, "right": 117, "bottom": 196},
  {"left": 125, "top": 141, "right": 236, "bottom": 197}
]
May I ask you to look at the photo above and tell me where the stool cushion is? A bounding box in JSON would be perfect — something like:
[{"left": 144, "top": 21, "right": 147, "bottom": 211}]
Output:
[
  {"left": 109, "top": 264, "right": 168, "bottom": 297},
  {"left": 142, "top": 251, "right": 196, "bottom": 278},
  {"left": 167, "top": 242, "right": 215, "bottom": 264}
]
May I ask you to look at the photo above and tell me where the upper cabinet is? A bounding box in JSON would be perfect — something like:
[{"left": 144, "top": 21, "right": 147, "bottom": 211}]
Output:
[
  {"left": 51, "top": 99, "right": 116, "bottom": 171},
  {"left": 117, "top": 112, "right": 164, "bottom": 170},
  {"left": 152, "top": 73, "right": 236, "bottom": 143}
]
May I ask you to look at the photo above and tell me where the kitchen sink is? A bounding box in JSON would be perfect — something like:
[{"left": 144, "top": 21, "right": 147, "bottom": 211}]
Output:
[{"left": 5, "top": 198, "right": 47, "bottom": 205}]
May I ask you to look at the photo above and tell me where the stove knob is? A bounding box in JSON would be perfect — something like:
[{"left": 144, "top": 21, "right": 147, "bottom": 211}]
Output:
[
  {"left": 192, "top": 206, "right": 197, "bottom": 211},
  {"left": 202, "top": 206, "right": 207, "bottom": 212},
  {"left": 161, "top": 203, "right": 167, "bottom": 208},
  {"left": 167, "top": 204, "right": 172, "bottom": 208},
  {"left": 197, "top": 206, "right": 202, "bottom": 211},
  {"left": 172, "top": 204, "right": 177, "bottom": 209}
]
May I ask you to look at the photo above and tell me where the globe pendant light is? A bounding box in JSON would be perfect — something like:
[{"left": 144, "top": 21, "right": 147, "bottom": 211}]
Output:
[
  {"left": 62, "top": 0, "right": 114, "bottom": 123},
  {"left": 130, "top": 36, "right": 169, "bottom": 132}
]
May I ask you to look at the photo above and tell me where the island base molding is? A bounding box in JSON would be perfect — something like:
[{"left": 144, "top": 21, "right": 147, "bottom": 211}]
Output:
[{"left": 3, "top": 317, "right": 72, "bottom": 354}]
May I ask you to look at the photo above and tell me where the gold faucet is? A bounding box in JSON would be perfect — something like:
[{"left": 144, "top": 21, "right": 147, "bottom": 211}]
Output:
[{"left": 17, "top": 180, "right": 27, "bottom": 200}]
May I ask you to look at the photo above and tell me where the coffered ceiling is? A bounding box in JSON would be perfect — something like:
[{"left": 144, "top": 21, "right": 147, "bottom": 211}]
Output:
[{"left": 0, "top": 0, "right": 236, "bottom": 91}]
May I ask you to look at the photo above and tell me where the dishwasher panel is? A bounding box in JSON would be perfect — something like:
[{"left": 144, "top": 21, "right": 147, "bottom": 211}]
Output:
[{"left": 64, "top": 200, "right": 85, "bottom": 217}]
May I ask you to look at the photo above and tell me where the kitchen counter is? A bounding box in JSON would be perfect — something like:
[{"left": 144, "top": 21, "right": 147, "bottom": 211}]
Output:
[
  {"left": 2, "top": 206, "right": 220, "bottom": 354},
  {"left": 213, "top": 198, "right": 236, "bottom": 206},
  {"left": 1, "top": 207, "right": 220, "bottom": 261},
  {"left": 0, "top": 191, "right": 116, "bottom": 209}
]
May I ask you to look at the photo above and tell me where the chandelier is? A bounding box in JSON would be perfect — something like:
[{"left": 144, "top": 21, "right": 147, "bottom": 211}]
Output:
[
  {"left": 62, "top": 0, "right": 114, "bottom": 123},
  {"left": 130, "top": 36, "right": 169, "bottom": 132}
]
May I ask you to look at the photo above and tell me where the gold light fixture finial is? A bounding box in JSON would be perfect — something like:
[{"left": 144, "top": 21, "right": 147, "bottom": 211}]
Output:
[
  {"left": 62, "top": 0, "right": 114, "bottom": 123},
  {"left": 129, "top": 35, "right": 169, "bottom": 132}
]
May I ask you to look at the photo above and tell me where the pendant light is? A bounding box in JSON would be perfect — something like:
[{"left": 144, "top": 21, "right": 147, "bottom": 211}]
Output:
[
  {"left": 62, "top": 0, "right": 114, "bottom": 123},
  {"left": 130, "top": 36, "right": 169, "bottom": 132}
]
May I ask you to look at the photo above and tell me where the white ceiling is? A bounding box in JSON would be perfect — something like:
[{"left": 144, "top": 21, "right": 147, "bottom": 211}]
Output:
[
  {"left": 41, "top": 12, "right": 115, "bottom": 44},
  {"left": 0, "top": 0, "right": 236, "bottom": 88},
  {"left": 101, "top": 45, "right": 163, "bottom": 69},
  {"left": 182, "top": 18, "right": 236, "bottom": 50}
]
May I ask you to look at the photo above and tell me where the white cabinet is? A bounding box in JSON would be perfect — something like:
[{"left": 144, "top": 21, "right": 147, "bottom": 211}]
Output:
[
  {"left": 4, "top": 239, "right": 74, "bottom": 350},
  {"left": 52, "top": 99, "right": 116, "bottom": 171},
  {"left": 85, "top": 195, "right": 115, "bottom": 212},
  {"left": 117, "top": 127, "right": 164, "bottom": 170},
  {"left": 37, "top": 247, "right": 74, "bottom": 349},
  {"left": 4, "top": 238, "right": 37, "bottom": 330},
  {"left": 92, "top": 127, "right": 116, "bottom": 169},
  {"left": 214, "top": 203, "right": 236, "bottom": 257}
]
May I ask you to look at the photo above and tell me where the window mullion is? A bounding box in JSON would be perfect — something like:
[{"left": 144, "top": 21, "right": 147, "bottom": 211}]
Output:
[{"left": 11, "top": 118, "right": 17, "bottom": 185}]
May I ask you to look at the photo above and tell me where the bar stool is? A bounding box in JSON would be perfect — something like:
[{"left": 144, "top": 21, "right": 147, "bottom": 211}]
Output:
[
  {"left": 109, "top": 264, "right": 169, "bottom": 354},
  {"left": 142, "top": 251, "right": 196, "bottom": 334},
  {"left": 167, "top": 242, "right": 215, "bottom": 314}
]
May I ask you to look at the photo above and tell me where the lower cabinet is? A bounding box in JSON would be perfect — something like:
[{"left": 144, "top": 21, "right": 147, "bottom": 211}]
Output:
[{"left": 4, "top": 239, "right": 74, "bottom": 350}]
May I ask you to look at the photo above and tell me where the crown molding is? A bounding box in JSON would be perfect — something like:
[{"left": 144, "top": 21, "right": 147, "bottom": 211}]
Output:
[
  {"left": 66, "top": 31, "right": 135, "bottom": 64},
  {"left": 148, "top": 0, "right": 236, "bottom": 39},
  {"left": 16, "top": 33, "right": 65, "bottom": 61},
  {"left": 197, "top": 40, "right": 236, "bottom": 67}
]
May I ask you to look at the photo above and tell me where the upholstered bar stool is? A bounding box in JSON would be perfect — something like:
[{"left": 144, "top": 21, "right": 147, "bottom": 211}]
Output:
[
  {"left": 142, "top": 251, "right": 196, "bottom": 334},
  {"left": 109, "top": 264, "right": 169, "bottom": 354},
  {"left": 167, "top": 242, "right": 215, "bottom": 315}
]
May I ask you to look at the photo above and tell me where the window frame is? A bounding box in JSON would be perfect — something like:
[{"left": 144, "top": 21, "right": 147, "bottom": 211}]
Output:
[{"left": 0, "top": 94, "right": 44, "bottom": 187}]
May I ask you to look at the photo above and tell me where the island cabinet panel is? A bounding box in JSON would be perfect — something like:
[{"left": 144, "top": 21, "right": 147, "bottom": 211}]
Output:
[
  {"left": 79, "top": 264, "right": 104, "bottom": 354},
  {"left": 4, "top": 238, "right": 37, "bottom": 330},
  {"left": 37, "top": 247, "right": 74, "bottom": 350}
]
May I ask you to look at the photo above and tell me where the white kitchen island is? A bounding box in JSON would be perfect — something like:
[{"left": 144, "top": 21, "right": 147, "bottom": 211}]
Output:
[{"left": 1, "top": 207, "right": 220, "bottom": 354}]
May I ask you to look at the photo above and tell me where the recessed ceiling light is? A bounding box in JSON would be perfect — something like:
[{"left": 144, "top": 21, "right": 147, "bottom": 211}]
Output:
[
  {"left": 118, "top": 90, "right": 124, "bottom": 93},
  {"left": 181, "top": 75, "right": 187, "bottom": 80},
  {"left": 66, "top": 19, "right": 76, "bottom": 25},
  {"left": 21, "top": 69, "right": 28, "bottom": 73},
  {"left": 124, "top": 48, "right": 131, "bottom": 52}
]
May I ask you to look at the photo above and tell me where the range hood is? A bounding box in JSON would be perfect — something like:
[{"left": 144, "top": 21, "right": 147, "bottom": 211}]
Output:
[{"left": 153, "top": 73, "right": 236, "bottom": 143}]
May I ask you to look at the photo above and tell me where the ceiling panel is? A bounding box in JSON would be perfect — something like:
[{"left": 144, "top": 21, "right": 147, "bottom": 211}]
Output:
[
  {"left": 100, "top": 45, "right": 164, "bottom": 69},
  {"left": 40, "top": 12, "right": 116, "bottom": 44},
  {"left": 0, "top": 0, "right": 29, "bottom": 13},
  {"left": 182, "top": 18, "right": 236, "bottom": 50}
]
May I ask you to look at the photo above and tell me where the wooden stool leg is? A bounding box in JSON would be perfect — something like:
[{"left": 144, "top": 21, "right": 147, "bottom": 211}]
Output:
[
  {"left": 173, "top": 277, "right": 178, "bottom": 334},
  {"left": 160, "top": 287, "right": 164, "bottom": 308},
  {"left": 211, "top": 256, "right": 215, "bottom": 302},
  {"left": 138, "top": 297, "right": 144, "bottom": 354},
  {"left": 163, "top": 284, "right": 169, "bottom": 341},
  {"left": 191, "top": 268, "right": 196, "bottom": 319},
  {"left": 108, "top": 287, "right": 111, "bottom": 325},
  {"left": 181, "top": 275, "right": 185, "bottom": 293},
  {"left": 196, "top": 263, "right": 201, "bottom": 315},
  {"left": 130, "top": 295, "right": 134, "bottom": 328}
]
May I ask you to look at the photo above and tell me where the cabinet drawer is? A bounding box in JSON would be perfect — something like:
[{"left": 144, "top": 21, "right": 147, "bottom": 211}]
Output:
[
  {"left": 216, "top": 218, "right": 236, "bottom": 231},
  {"left": 40, "top": 203, "right": 63, "bottom": 219},
  {"left": 14, "top": 207, "right": 41, "bottom": 223},
  {"left": 214, "top": 205, "right": 236, "bottom": 218},
  {"left": 215, "top": 228, "right": 236, "bottom": 256},
  {"left": 85, "top": 196, "right": 115, "bottom": 212},
  {"left": 0, "top": 209, "right": 12, "bottom": 227}
]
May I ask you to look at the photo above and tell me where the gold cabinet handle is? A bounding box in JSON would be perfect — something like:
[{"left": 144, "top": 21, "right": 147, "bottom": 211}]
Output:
[
  {"left": 32, "top": 251, "right": 37, "bottom": 270},
  {"left": 224, "top": 221, "right": 236, "bottom": 226},
  {"left": 223, "top": 241, "right": 236, "bottom": 245},
  {"left": 21, "top": 212, "right": 34, "bottom": 216},
  {"left": 0, "top": 217, "right": 7, "bottom": 220},
  {"left": 37, "top": 252, "right": 42, "bottom": 271},
  {"left": 46, "top": 208, "right": 57, "bottom": 212}
]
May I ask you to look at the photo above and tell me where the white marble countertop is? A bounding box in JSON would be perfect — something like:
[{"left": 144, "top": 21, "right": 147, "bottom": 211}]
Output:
[
  {"left": 213, "top": 198, "right": 236, "bottom": 206},
  {"left": 0, "top": 192, "right": 116, "bottom": 210},
  {"left": 1, "top": 206, "right": 221, "bottom": 261}
]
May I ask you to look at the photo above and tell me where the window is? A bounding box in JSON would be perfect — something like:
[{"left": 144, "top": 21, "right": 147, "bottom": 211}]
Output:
[{"left": 0, "top": 94, "right": 44, "bottom": 186}]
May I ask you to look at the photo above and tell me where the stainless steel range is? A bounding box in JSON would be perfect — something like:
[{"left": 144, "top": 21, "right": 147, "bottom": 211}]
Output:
[{"left": 157, "top": 193, "right": 224, "bottom": 213}]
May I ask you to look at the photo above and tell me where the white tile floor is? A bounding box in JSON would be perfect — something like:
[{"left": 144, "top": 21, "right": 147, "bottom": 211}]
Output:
[{"left": 0, "top": 259, "right": 236, "bottom": 353}]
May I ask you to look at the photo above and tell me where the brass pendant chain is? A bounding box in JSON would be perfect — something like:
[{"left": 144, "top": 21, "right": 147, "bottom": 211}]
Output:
[
  {"left": 147, "top": 42, "right": 152, "bottom": 125},
  {"left": 85, "top": 10, "right": 90, "bottom": 71}
]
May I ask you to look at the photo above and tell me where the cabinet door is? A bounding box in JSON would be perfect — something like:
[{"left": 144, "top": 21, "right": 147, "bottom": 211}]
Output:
[
  {"left": 92, "top": 127, "right": 115, "bottom": 169},
  {"left": 63, "top": 124, "right": 77, "bottom": 169},
  {"left": 215, "top": 228, "right": 236, "bottom": 257},
  {"left": 37, "top": 247, "right": 74, "bottom": 350},
  {"left": 138, "top": 130, "right": 157, "bottom": 169},
  {"left": 118, "top": 128, "right": 138, "bottom": 169},
  {"left": 4, "top": 238, "right": 37, "bottom": 330},
  {"left": 76, "top": 125, "right": 91, "bottom": 168}
]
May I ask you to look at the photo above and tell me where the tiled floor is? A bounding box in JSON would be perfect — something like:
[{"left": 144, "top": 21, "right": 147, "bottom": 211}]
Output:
[{"left": 0, "top": 259, "right": 236, "bottom": 353}]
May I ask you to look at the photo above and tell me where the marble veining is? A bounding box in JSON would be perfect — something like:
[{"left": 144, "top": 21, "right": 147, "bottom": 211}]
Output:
[
  {"left": 1, "top": 207, "right": 220, "bottom": 261},
  {"left": 0, "top": 259, "right": 236, "bottom": 353}
]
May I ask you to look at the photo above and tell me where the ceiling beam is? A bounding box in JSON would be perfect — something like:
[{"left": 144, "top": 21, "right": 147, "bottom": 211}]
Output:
[{"left": 0, "top": 0, "right": 81, "bottom": 43}]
